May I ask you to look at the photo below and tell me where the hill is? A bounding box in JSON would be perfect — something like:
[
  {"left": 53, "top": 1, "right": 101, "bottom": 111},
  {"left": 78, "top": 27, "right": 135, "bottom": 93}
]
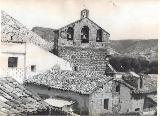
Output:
[
  {"left": 110, "top": 39, "right": 158, "bottom": 61},
  {"left": 32, "top": 26, "right": 58, "bottom": 42},
  {"left": 31, "top": 27, "right": 158, "bottom": 61}
]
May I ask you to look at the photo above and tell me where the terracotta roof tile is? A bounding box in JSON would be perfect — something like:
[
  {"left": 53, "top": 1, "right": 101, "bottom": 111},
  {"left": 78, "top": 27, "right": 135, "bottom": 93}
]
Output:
[
  {"left": 25, "top": 67, "right": 112, "bottom": 94},
  {"left": 1, "top": 11, "right": 54, "bottom": 51},
  {"left": 0, "top": 76, "right": 50, "bottom": 115}
]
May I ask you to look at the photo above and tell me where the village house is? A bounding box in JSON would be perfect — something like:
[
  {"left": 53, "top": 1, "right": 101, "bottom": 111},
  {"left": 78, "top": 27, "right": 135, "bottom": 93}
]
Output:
[
  {"left": 0, "top": 11, "right": 72, "bottom": 83},
  {"left": 24, "top": 66, "right": 157, "bottom": 115}
]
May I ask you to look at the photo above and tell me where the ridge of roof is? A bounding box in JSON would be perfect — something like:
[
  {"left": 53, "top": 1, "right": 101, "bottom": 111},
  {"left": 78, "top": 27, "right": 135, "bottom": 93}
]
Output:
[
  {"left": 58, "top": 17, "right": 110, "bottom": 35},
  {"left": 86, "top": 18, "right": 110, "bottom": 35}
]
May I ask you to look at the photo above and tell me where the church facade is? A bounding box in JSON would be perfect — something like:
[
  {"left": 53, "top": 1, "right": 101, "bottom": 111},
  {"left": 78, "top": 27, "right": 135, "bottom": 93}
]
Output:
[{"left": 57, "top": 9, "right": 114, "bottom": 75}]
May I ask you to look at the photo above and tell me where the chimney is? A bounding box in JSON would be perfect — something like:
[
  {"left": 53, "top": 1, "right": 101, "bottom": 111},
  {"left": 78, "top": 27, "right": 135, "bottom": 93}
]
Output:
[
  {"left": 81, "top": 9, "right": 89, "bottom": 19},
  {"left": 138, "top": 74, "right": 143, "bottom": 89}
]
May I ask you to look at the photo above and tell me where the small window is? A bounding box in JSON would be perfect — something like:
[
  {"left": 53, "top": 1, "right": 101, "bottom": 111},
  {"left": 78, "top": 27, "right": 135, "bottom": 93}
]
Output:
[
  {"left": 104, "top": 99, "right": 109, "bottom": 110},
  {"left": 8, "top": 57, "right": 18, "bottom": 67},
  {"left": 116, "top": 84, "right": 120, "bottom": 93},
  {"left": 96, "top": 29, "right": 102, "bottom": 42},
  {"left": 140, "top": 78, "right": 143, "bottom": 88},
  {"left": 74, "top": 66, "right": 78, "bottom": 71},
  {"left": 48, "top": 87, "right": 51, "bottom": 91},
  {"left": 67, "top": 27, "right": 74, "bottom": 40},
  {"left": 135, "top": 108, "right": 140, "bottom": 111},
  {"left": 31, "top": 65, "right": 36, "bottom": 72}
]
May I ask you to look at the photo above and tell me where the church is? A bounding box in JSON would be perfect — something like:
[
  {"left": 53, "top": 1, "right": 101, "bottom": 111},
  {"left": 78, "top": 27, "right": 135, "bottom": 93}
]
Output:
[{"left": 51, "top": 9, "right": 115, "bottom": 75}]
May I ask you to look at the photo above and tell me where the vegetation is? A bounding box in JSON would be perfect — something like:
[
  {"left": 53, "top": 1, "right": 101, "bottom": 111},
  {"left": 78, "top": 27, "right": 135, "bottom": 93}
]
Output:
[{"left": 109, "top": 56, "right": 158, "bottom": 74}]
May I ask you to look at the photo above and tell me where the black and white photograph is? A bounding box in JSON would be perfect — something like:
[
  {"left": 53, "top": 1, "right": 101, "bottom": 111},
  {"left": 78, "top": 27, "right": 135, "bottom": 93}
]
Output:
[{"left": 0, "top": 0, "right": 158, "bottom": 115}]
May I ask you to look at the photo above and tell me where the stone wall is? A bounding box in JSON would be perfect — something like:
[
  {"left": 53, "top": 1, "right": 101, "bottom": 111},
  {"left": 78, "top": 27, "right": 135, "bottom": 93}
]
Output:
[
  {"left": 58, "top": 46, "right": 109, "bottom": 75},
  {"left": 89, "top": 81, "right": 113, "bottom": 116},
  {"left": 57, "top": 17, "right": 110, "bottom": 75},
  {"left": 89, "top": 81, "right": 146, "bottom": 115},
  {"left": 119, "top": 84, "right": 132, "bottom": 113},
  {"left": 130, "top": 98, "right": 144, "bottom": 112},
  {"left": 118, "top": 83, "right": 145, "bottom": 113},
  {"left": 58, "top": 18, "right": 110, "bottom": 49}
]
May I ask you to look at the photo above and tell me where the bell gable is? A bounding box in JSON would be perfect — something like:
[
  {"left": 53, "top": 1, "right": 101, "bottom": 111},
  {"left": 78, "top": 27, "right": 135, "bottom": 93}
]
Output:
[{"left": 58, "top": 10, "right": 110, "bottom": 49}]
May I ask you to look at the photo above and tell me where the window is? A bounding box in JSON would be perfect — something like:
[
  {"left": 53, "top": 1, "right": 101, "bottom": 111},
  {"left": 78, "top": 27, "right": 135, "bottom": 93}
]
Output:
[
  {"left": 135, "top": 108, "right": 140, "bottom": 111},
  {"left": 81, "top": 26, "right": 89, "bottom": 43},
  {"left": 140, "top": 78, "right": 143, "bottom": 88},
  {"left": 67, "top": 27, "right": 74, "bottom": 40},
  {"left": 104, "top": 99, "right": 109, "bottom": 110},
  {"left": 31, "top": 65, "right": 36, "bottom": 72},
  {"left": 116, "top": 84, "right": 120, "bottom": 93},
  {"left": 48, "top": 87, "right": 51, "bottom": 91},
  {"left": 8, "top": 57, "right": 18, "bottom": 67},
  {"left": 74, "top": 66, "right": 78, "bottom": 71},
  {"left": 96, "top": 29, "right": 102, "bottom": 42}
]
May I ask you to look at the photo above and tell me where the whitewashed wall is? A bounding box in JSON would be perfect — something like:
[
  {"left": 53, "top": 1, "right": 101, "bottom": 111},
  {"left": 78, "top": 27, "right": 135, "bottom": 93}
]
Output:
[{"left": 0, "top": 42, "right": 72, "bottom": 83}]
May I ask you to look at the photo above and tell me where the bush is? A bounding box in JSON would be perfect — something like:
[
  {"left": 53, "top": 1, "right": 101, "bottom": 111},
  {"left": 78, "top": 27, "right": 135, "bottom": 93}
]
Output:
[{"left": 109, "top": 56, "right": 157, "bottom": 74}]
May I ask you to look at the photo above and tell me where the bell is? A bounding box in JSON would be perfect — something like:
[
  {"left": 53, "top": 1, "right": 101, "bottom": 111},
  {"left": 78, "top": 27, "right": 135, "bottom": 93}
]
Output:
[{"left": 83, "top": 34, "right": 86, "bottom": 39}]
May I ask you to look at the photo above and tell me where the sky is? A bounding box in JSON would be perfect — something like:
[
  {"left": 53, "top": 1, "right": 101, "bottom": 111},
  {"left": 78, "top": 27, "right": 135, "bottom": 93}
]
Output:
[{"left": 0, "top": 0, "right": 158, "bottom": 40}]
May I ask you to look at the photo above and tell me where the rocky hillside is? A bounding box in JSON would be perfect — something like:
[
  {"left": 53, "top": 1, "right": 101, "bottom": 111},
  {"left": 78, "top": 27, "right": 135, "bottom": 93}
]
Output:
[
  {"left": 110, "top": 39, "right": 158, "bottom": 61},
  {"left": 32, "top": 27, "right": 58, "bottom": 42}
]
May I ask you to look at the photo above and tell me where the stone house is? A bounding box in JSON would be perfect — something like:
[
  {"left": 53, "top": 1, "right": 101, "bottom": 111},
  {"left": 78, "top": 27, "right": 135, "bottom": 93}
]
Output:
[
  {"left": 24, "top": 67, "right": 157, "bottom": 116},
  {"left": 24, "top": 67, "right": 114, "bottom": 115},
  {"left": 0, "top": 11, "right": 72, "bottom": 83}
]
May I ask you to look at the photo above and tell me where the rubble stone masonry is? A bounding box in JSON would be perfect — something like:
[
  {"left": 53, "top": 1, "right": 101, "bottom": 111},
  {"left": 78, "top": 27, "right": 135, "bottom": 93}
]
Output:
[{"left": 57, "top": 17, "right": 110, "bottom": 75}]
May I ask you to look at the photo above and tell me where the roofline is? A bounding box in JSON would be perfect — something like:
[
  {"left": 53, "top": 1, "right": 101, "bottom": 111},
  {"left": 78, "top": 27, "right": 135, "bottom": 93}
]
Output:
[
  {"left": 1, "top": 41, "right": 27, "bottom": 43},
  {"left": 86, "top": 18, "right": 110, "bottom": 35},
  {"left": 58, "top": 19, "right": 82, "bottom": 30},
  {"left": 58, "top": 17, "right": 110, "bottom": 35},
  {"left": 24, "top": 82, "right": 91, "bottom": 95},
  {"left": 113, "top": 79, "right": 136, "bottom": 90}
]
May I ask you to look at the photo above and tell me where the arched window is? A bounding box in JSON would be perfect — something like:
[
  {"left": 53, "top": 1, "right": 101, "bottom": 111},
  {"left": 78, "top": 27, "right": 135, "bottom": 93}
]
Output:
[
  {"left": 96, "top": 29, "right": 103, "bottom": 42},
  {"left": 67, "top": 27, "right": 74, "bottom": 40},
  {"left": 81, "top": 26, "right": 89, "bottom": 43}
]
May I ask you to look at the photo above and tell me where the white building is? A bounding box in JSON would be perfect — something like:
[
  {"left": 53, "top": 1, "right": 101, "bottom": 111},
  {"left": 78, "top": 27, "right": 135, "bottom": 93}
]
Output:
[{"left": 0, "top": 11, "right": 72, "bottom": 83}]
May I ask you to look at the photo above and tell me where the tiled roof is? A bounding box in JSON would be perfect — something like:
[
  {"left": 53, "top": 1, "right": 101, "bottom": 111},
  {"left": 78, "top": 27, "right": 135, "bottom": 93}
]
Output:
[
  {"left": 147, "top": 94, "right": 157, "bottom": 103},
  {"left": 0, "top": 76, "right": 52, "bottom": 115},
  {"left": 24, "top": 67, "right": 112, "bottom": 94},
  {"left": 113, "top": 78, "right": 136, "bottom": 90},
  {"left": 114, "top": 73, "right": 157, "bottom": 94},
  {"left": 1, "top": 11, "right": 54, "bottom": 51},
  {"left": 132, "top": 75, "right": 157, "bottom": 94}
]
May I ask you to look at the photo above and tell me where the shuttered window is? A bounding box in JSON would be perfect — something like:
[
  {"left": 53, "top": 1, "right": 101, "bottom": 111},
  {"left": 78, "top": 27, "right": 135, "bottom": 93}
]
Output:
[{"left": 8, "top": 57, "right": 18, "bottom": 67}]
